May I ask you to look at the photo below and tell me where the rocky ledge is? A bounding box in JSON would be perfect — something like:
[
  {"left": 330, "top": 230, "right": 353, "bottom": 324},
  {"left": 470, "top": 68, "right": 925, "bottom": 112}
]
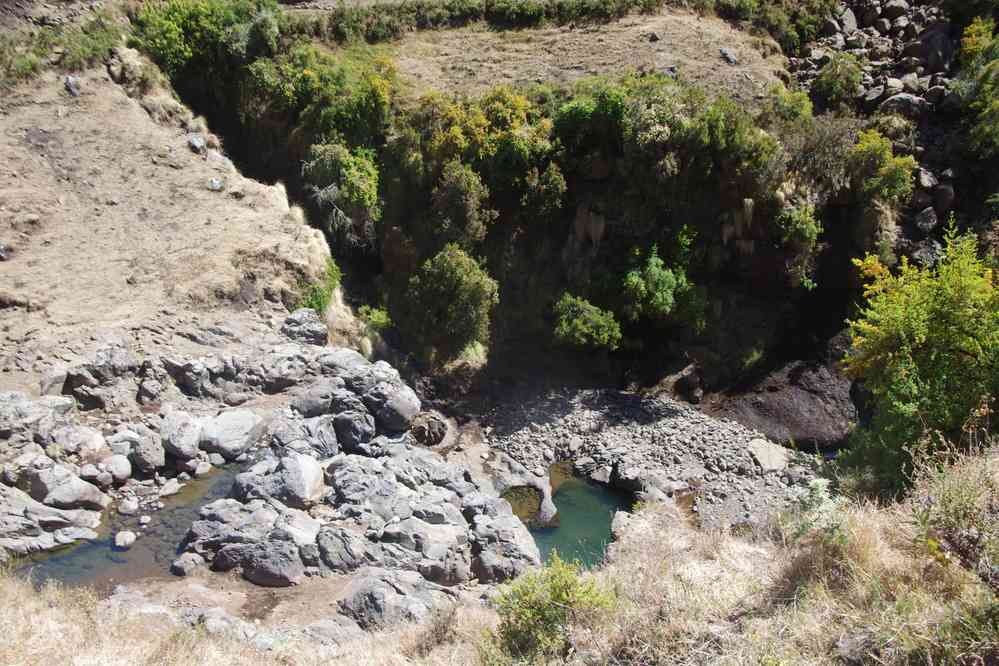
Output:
[{"left": 0, "top": 307, "right": 538, "bottom": 631}]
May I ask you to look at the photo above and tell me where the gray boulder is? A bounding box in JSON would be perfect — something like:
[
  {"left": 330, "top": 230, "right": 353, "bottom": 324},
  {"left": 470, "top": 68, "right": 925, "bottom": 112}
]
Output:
[
  {"left": 161, "top": 410, "right": 202, "bottom": 460},
  {"left": 104, "top": 454, "right": 132, "bottom": 484},
  {"left": 337, "top": 569, "right": 456, "bottom": 629},
  {"left": 171, "top": 552, "right": 205, "bottom": 576},
  {"left": 114, "top": 426, "right": 166, "bottom": 474},
  {"left": 241, "top": 539, "right": 306, "bottom": 587},
  {"left": 26, "top": 463, "right": 110, "bottom": 511},
  {"left": 279, "top": 453, "right": 326, "bottom": 508},
  {"left": 200, "top": 409, "right": 261, "bottom": 461},
  {"left": 333, "top": 411, "right": 376, "bottom": 452},
  {"left": 0, "top": 483, "right": 100, "bottom": 554},
  {"left": 879, "top": 93, "right": 929, "bottom": 118},
  {"left": 375, "top": 386, "right": 421, "bottom": 433},
  {"left": 281, "top": 308, "right": 329, "bottom": 346}
]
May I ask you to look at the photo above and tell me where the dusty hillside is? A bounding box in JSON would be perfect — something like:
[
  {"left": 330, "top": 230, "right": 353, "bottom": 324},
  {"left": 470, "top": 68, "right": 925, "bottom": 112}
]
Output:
[
  {"left": 391, "top": 9, "right": 786, "bottom": 100},
  {"left": 0, "top": 62, "right": 331, "bottom": 394}
]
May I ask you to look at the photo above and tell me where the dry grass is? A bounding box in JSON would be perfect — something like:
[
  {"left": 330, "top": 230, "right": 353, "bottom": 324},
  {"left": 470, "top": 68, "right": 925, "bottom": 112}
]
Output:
[{"left": 2, "top": 450, "right": 996, "bottom": 665}]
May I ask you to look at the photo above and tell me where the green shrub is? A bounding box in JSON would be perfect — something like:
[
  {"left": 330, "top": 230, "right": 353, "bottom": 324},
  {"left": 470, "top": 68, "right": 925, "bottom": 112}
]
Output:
[
  {"left": 843, "top": 228, "right": 999, "bottom": 488},
  {"left": 492, "top": 552, "right": 614, "bottom": 659},
  {"left": 554, "top": 84, "right": 626, "bottom": 153},
  {"left": 811, "top": 52, "right": 863, "bottom": 110},
  {"left": 622, "top": 245, "right": 680, "bottom": 323},
  {"left": 431, "top": 160, "right": 498, "bottom": 248},
  {"left": 357, "top": 304, "right": 392, "bottom": 332},
  {"left": 715, "top": 0, "right": 758, "bottom": 21},
  {"left": 760, "top": 84, "right": 813, "bottom": 125},
  {"left": 521, "top": 162, "right": 567, "bottom": 220},
  {"left": 1, "top": 12, "right": 122, "bottom": 88},
  {"left": 553, "top": 293, "right": 622, "bottom": 351},
  {"left": 847, "top": 129, "right": 916, "bottom": 203},
  {"left": 393, "top": 244, "right": 499, "bottom": 363},
  {"left": 485, "top": 0, "right": 546, "bottom": 27},
  {"left": 303, "top": 142, "right": 382, "bottom": 247},
  {"left": 133, "top": 0, "right": 268, "bottom": 76},
  {"left": 295, "top": 259, "right": 342, "bottom": 313},
  {"left": 961, "top": 16, "right": 996, "bottom": 65}
]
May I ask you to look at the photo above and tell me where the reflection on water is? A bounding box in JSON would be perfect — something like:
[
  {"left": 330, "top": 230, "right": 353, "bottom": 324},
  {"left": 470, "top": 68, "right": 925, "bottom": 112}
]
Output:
[
  {"left": 529, "top": 465, "right": 632, "bottom": 569},
  {"left": 16, "top": 466, "right": 239, "bottom": 593}
]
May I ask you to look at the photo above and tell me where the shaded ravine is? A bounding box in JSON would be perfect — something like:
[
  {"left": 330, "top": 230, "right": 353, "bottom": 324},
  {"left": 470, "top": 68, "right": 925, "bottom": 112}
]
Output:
[{"left": 16, "top": 465, "right": 241, "bottom": 594}]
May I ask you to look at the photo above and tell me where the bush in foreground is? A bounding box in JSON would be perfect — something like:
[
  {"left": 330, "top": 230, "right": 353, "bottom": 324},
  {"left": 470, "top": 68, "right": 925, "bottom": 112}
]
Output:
[{"left": 552, "top": 293, "right": 622, "bottom": 351}]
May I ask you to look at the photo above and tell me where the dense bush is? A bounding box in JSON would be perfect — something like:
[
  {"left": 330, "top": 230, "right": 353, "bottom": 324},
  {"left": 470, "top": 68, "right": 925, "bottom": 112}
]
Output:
[
  {"left": 843, "top": 229, "right": 999, "bottom": 488},
  {"left": 431, "top": 160, "right": 498, "bottom": 248},
  {"left": 303, "top": 142, "right": 382, "bottom": 247},
  {"left": 553, "top": 293, "right": 623, "bottom": 351},
  {"left": 962, "top": 25, "right": 999, "bottom": 157},
  {"left": 520, "top": 162, "right": 567, "bottom": 220},
  {"left": 491, "top": 552, "right": 614, "bottom": 660},
  {"left": 393, "top": 244, "right": 499, "bottom": 362},
  {"left": 847, "top": 130, "right": 916, "bottom": 204},
  {"left": 760, "top": 84, "right": 813, "bottom": 125},
  {"left": 133, "top": 0, "right": 267, "bottom": 76},
  {"left": 811, "top": 52, "right": 863, "bottom": 111},
  {"left": 621, "top": 245, "right": 680, "bottom": 323}
]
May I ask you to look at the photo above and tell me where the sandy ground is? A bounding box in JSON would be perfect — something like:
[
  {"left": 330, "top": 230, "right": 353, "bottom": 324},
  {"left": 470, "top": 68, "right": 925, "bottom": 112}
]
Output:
[
  {"left": 0, "top": 65, "right": 331, "bottom": 394},
  {"left": 391, "top": 9, "right": 786, "bottom": 101}
]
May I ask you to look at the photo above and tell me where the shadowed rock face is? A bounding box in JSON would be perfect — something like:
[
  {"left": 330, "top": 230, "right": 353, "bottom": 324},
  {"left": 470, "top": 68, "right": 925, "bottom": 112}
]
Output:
[{"left": 710, "top": 361, "right": 858, "bottom": 450}]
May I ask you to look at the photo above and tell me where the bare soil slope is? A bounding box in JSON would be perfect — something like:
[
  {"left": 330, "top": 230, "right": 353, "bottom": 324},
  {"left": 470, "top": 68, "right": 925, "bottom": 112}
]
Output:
[
  {"left": 0, "top": 64, "right": 330, "bottom": 393},
  {"left": 391, "top": 9, "right": 786, "bottom": 100}
]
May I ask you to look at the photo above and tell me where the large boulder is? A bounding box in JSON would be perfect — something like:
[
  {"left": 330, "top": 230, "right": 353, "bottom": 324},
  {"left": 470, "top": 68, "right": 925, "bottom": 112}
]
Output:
[
  {"left": 337, "top": 569, "right": 456, "bottom": 629},
  {"left": 708, "top": 360, "right": 858, "bottom": 449},
  {"left": 199, "top": 409, "right": 261, "bottom": 461},
  {"left": 111, "top": 425, "right": 166, "bottom": 474},
  {"left": 333, "top": 411, "right": 376, "bottom": 452},
  {"left": 241, "top": 539, "right": 306, "bottom": 587},
  {"left": 25, "top": 463, "right": 111, "bottom": 511},
  {"left": 160, "top": 410, "right": 203, "bottom": 460},
  {"left": 279, "top": 453, "right": 326, "bottom": 508},
  {"left": 0, "top": 484, "right": 100, "bottom": 554},
  {"left": 375, "top": 386, "right": 421, "bottom": 433}
]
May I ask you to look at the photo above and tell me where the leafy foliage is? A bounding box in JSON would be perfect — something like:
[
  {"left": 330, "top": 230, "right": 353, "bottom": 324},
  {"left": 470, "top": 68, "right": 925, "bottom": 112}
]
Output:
[
  {"left": 553, "top": 293, "right": 622, "bottom": 351},
  {"left": 430, "top": 160, "right": 498, "bottom": 248},
  {"left": 811, "top": 52, "right": 863, "bottom": 110},
  {"left": 492, "top": 552, "right": 614, "bottom": 660},
  {"left": 843, "top": 229, "right": 999, "bottom": 487},
  {"left": 295, "top": 259, "right": 342, "bottom": 313},
  {"left": 393, "top": 244, "right": 499, "bottom": 363},
  {"left": 847, "top": 129, "right": 917, "bottom": 203},
  {"left": 622, "top": 245, "right": 680, "bottom": 323},
  {"left": 303, "top": 142, "right": 382, "bottom": 247}
]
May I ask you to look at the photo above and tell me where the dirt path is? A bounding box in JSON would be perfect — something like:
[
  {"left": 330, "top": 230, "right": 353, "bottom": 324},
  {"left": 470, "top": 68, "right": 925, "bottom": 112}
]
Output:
[{"left": 392, "top": 9, "right": 786, "bottom": 100}]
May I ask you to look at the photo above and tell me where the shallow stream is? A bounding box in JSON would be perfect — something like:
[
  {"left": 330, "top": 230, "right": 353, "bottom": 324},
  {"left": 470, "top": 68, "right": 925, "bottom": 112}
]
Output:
[{"left": 15, "top": 466, "right": 239, "bottom": 593}]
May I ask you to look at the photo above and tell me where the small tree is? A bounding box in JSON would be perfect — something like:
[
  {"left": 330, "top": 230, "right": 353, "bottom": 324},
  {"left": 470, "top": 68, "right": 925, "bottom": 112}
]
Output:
[
  {"left": 843, "top": 228, "right": 999, "bottom": 485},
  {"left": 430, "top": 160, "right": 497, "bottom": 249},
  {"left": 553, "top": 293, "right": 622, "bottom": 351},
  {"left": 394, "top": 244, "right": 499, "bottom": 362}
]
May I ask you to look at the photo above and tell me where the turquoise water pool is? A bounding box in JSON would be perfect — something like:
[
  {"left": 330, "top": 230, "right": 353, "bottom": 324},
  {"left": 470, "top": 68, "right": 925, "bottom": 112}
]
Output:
[{"left": 529, "top": 473, "right": 632, "bottom": 568}]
